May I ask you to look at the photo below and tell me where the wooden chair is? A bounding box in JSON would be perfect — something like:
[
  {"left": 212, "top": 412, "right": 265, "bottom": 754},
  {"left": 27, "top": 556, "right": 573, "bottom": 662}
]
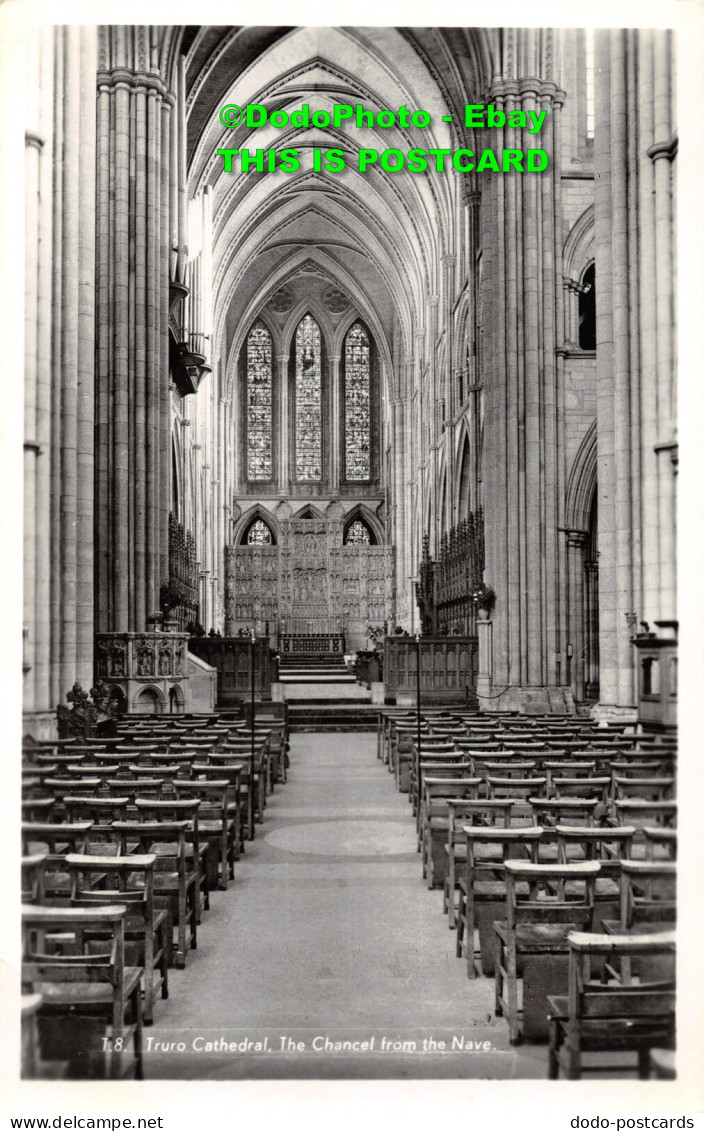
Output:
[
  {"left": 21, "top": 821, "right": 94, "bottom": 901},
  {"left": 192, "top": 761, "right": 244, "bottom": 859},
  {"left": 611, "top": 800, "right": 677, "bottom": 844},
  {"left": 409, "top": 741, "right": 458, "bottom": 806},
  {"left": 530, "top": 797, "right": 599, "bottom": 830},
  {"left": 132, "top": 797, "right": 209, "bottom": 921},
  {"left": 66, "top": 853, "right": 169, "bottom": 1024},
  {"left": 613, "top": 776, "right": 675, "bottom": 802},
  {"left": 643, "top": 827, "right": 677, "bottom": 861},
  {"left": 494, "top": 860, "right": 600, "bottom": 1042},
  {"left": 110, "top": 820, "right": 197, "bottom": 969},
  {"left": 547, "top": 930, "right": 675, "bottom": 1079},
  {"left": 456, "top": 826, "right": 543, "bottom": 979},
  {"left": 63, "top": 796, "right": 131, "bottom": 852},
  {"left": 218, "top": 744, "right": 267, "bottom": 828},
  {"left": 22, "top": 798, "right": 57, "bottom": 822},
  {"left": 443, "top": 799, "right": 515, "bottom": 927},
  {"left": 605, "top": 860, "right": 677, "bottom": 934},
  {"left": 173, "top": 779, "right": 236, "bottom": 891},
  {"left": 419, "top": 777, "right": 481, "bottom": 887},
  {"left": 21, "top": 903, "right": 143, "bottom": 1079},
  {"left": 22, "top": 853, "right": 47, "bottom": 904},
  {"left": 21, "top": 994, "right": 46, "bottom": 1079},
  {"left": 554, "top": 825, "right": 636, "bottom": 929},
  {"left": 550, "top": 776, "right": 611, "bottom": 809},
  {"left": 486, "top": 776, "right": 548, "bottom": 824}
]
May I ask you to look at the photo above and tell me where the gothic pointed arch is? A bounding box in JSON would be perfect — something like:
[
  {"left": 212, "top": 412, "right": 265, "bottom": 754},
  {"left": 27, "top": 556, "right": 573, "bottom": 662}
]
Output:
[
  {"left": 456, "top": 427, "right": 472, "bottom": 520},
  {"left": 566, "top": 421, "right": 598, "bottom": 532},
  {"left": 292, "top": 312, "right": 325, "bottom": 483},
  {"left": 244, "top": 317, "right": 275, "bottom": 482},
  {"left": 233, "top": 505, "right": 278, "bottom": 546},
  {"left": 341, "top": 504, "right": 384, "bottom": 546},
  {"left": 292, "top": 503, "right": 325, "bottom": 521},
  {"left": 343, "top": 319, "right": 372, "bottom": 483}
]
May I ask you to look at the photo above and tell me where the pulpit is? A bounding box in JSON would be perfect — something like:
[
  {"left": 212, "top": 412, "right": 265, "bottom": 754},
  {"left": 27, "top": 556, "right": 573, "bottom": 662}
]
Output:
[{"left": 632, "top": 621, "right": 678, "bottom": 730}]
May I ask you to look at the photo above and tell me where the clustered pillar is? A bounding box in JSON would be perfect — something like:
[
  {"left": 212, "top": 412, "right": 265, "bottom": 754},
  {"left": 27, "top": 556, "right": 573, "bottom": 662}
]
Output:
[
  {"left": 481, "top": 34, "right": 566, "bottom": 709},
  {"left": 24, "top": 26, "right": 97, "bottom": 721},
  {"left": 593, "top": 29, "right": 676, "bottom": 713},
  {"left": 95, "top": 28, "right": 180, "bottom": 634}
]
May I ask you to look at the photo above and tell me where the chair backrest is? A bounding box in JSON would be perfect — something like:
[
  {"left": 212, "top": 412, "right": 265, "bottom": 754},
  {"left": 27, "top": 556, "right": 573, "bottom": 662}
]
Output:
[
  {"left": 503, "top": 860, "right": 600, "bottom": 930},
  {"left": 550, "top": 776, "right": 611, "bottom": 802},
  {"left": 447, "top": 798, "right": 516, "bottom": 836},
  {"left": 554, "top": 824, "right": 635, "bottom": 867},
  {"left": 643, "top": 827, "right": 677, "bottom": 861},
  {"left": 564, "top": 929, "right": 675, "bottom": 1023},
  {"left": 110, "top": 820, "right": 190, "bottom": 873},
  {"left": 463, "top": 826, "right": 544, "bottom": 871},
  {"left": 63, "top": 796, "right": 130, "bottom": 824},
  {"left": 21, "top": 799, "right": 57, "bottom": 821},
  {"left": 66, "top": 853, "right": 156, "bottom": 920},
  {"left": 613, "top": 800, "right": 677, "bottom": 828},
  {"left": 619, "top": 861, "right": 677, "bottom": 928},
  {"left": 613, "top": 776, "right": 675, "bottom": 801},
  {"left": 22, "top": 903, "right": 128, "bottom": 993},
  {"left": 21, "top": 854, "right": 47, "bottom": 904},
  {"left": 530, "top": 798, "right": 599, "bottom": 827},
  {"left": 173, "top": 779, "right": 229, "bottom": 817},
  {"left": 483, "top": 760, "right": 537, "bottom": 776},
  {"left": 486, "top": 776, "right": 548, "bottom": 800}
]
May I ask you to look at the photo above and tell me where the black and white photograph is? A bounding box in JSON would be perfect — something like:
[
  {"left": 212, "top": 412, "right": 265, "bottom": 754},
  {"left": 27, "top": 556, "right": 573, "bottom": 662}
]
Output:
[{"left": 2, "top": 0, "right": 703, "bottom": 1121}]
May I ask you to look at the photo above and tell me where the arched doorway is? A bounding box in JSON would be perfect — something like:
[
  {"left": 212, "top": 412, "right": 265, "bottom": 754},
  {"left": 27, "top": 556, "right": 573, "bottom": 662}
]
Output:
[{"left": 565, "top": 425, "right": 600, "bottom": 705}]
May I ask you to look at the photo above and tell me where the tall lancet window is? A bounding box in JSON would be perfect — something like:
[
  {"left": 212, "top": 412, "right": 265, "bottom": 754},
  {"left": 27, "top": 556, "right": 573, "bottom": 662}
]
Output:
[
  {"left": 246, "top": 320, "right": 273, "bottom": 480},
  {"left": 344, "top": 322, "right": 371, "bottom": 480},
  {"left": 295, "top": 314, "right": 322, "bottom": 480}
]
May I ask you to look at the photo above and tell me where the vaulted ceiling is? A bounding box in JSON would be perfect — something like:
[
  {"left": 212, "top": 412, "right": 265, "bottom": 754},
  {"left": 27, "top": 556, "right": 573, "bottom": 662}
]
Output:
[{"left": 181, "top": 27, "right": 492, "bottom": 399}]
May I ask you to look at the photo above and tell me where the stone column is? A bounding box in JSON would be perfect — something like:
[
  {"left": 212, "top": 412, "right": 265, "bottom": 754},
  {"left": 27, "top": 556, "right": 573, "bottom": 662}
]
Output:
[
  {"left": 480, "top": 40, "right": 565, "bottom": 709},
  {"left": 476, "top": 616, "right": 493, "bottom": 702},
  {"left": 593, "top": 29, "right": 675, "bottom": 715},
  {"left": 441, "top": 254, "right": 456, "bottom": 534},
  {"left": 38, "top": 27, "right": 97, "bottom": 710},
  {"left": 95, "top": 27, "right": 179, "bottom": 635},
  {"left": 565, "top": 531, "right": 587, "bottom": 702}
]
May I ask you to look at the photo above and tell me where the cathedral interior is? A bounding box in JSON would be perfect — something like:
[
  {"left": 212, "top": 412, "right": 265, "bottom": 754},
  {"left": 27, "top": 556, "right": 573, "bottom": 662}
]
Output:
[{"left": 15, "top": 22, "right": 686, "bottom": 1086}]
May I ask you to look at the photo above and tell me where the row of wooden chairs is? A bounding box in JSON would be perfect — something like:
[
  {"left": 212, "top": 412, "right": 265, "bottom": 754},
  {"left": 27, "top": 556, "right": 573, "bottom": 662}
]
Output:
[
  {"left": 20, "top": 711, "right": 291, "bottom": 1079},
  {"left": 380, "top": 709, "right": 677, "bottom": 1078}
]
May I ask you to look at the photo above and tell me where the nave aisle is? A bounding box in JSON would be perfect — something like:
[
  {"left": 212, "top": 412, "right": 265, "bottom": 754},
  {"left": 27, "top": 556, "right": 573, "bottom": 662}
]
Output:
[{"left": 146, "top": 733, "right": 540, "bottom": 1079}]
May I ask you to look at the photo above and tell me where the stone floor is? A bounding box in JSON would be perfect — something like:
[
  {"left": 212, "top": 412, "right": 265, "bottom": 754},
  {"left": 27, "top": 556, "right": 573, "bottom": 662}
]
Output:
[{"left": 143, "top": 733, "right": 547, "bottom": 1080}]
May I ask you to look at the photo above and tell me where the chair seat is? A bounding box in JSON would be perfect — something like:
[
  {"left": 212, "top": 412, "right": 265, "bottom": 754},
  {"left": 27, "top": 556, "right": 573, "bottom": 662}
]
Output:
[
  {"left": 495, "top": 921, "right": 579, "bottom": 948},
  {"left": 601, "top": 918, "right": 676, "bottom": 935},
  {"left": 548, "top": 997, "right": 673, "bottom": 1042},
  {"left": 124, "top": 908, "right": 169, "bottom": 934},
  {"left": 33, "top": 966, "right": 142, "bottom": 1006},
  {"left": 198, "top": 819, "right": 235, "bottom": 834},
  {"left": 153, "top": 872, "right": 194, "bottom": 891}
]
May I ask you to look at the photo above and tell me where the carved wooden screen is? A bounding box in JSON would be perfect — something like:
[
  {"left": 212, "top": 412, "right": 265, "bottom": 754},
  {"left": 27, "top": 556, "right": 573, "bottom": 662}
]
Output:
[{"left": 225, "top": 515, "right": 394, "bottom": 648}]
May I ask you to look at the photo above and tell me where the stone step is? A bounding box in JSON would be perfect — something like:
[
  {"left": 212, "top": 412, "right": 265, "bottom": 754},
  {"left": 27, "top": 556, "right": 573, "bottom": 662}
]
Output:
[{"left": 288, "top": 703, "right": 379, "bottom": 732}]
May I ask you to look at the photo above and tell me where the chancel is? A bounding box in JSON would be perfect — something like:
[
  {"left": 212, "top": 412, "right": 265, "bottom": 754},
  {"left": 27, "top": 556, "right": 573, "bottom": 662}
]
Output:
[{"left": 20, "top": 24, "right": 678, "bottom": 1082}]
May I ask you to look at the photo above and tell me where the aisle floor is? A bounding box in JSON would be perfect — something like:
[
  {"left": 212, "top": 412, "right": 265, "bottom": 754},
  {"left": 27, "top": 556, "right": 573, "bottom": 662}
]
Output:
[{"left": 144, "top": 733, "right": 545, "bottom": 1079}]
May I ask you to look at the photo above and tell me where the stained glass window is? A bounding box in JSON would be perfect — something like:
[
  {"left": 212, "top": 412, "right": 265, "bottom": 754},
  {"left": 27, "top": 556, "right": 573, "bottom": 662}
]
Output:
[
  {"left": 246, "top": 519, "right": 273, "bottom": 545},
  {"left": 344, "top": 519, "right": 372, "bottom": 545},
  {"left": 344, "top": 322, "right": 370, "bottom": 480},
  {"left": 246, "top": 320, "right": 273, "bottom": 480},
  {"left": 295, "top": 314, "right": 322, "bottom": 480}
]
